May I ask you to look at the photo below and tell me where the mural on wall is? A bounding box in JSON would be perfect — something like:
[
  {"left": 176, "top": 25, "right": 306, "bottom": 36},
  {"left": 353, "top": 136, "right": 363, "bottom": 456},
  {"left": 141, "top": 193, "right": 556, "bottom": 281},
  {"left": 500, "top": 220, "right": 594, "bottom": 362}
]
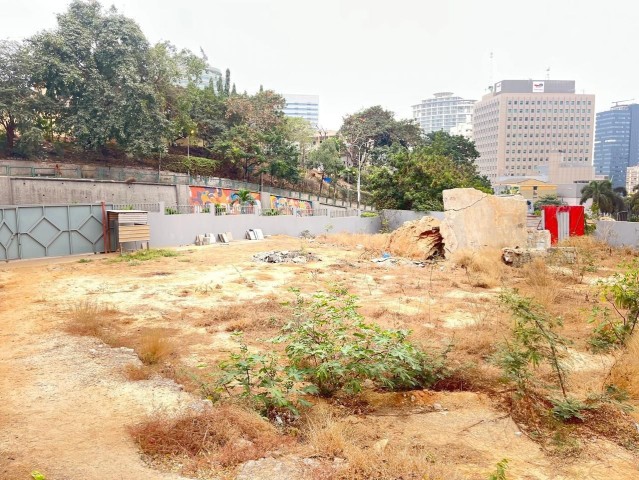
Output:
[
  {"left": 189, "top": 186, "right": 260, "bottom": 206},
  {"left": 270, "top": 195, "right": 312, "bottom": 212}
]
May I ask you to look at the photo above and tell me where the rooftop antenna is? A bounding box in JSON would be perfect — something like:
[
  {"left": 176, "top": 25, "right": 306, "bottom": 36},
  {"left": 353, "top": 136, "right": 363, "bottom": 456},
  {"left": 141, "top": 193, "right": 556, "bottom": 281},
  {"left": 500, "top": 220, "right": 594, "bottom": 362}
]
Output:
[
  {"left": 545, "top": 67, "right": 550, "bottom": 80},
  {"left": 489, "top": 51, "right": 494, "bottom": 90}
]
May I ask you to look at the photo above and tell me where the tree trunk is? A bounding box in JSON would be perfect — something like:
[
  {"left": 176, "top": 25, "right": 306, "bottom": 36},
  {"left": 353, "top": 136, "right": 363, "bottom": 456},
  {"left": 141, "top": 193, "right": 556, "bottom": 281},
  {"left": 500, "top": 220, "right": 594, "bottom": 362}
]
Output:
[{"left": 5, "top": 121, "right": 15, "bottom": 151}]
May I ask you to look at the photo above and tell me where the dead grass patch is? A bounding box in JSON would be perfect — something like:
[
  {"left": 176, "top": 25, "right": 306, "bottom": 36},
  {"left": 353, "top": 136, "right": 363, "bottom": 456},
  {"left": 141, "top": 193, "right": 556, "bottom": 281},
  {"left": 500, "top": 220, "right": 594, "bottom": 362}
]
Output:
[
  {"left": 304, "top": 405, "right": 463, "bottom": 480},
  {"left": 452, "top": 249, "right": 505, "bottom": 288},
  {"left": 130, "top": 404, "right": 287, "bottom": 470},
  {"left": 519, "top": 258, "right": 563, "bottom": 307},
  {"left": 608, "top": 334, "right": 639, "bottom": 401},
  {"left": 123, "top": 363, "right": 154, "bottom": 381},
  {"left": 65, "top": 299, "right": 119, "bottom": 341},
  {"left": 320, "top": 233, "right": 389, "bottom": 257},
  {"left": 198, "top": 297, "right": 289, "bottom": 333},
  {"left": 136, "top": 330, "right": 174, "bottom": 365}
]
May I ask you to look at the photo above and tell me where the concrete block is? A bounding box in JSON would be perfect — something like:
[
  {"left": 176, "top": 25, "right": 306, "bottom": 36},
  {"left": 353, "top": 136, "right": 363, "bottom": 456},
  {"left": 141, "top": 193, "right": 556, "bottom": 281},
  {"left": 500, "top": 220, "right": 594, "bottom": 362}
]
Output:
[{"left": 440, "top": 188, "right": 528, "bottom": 253}]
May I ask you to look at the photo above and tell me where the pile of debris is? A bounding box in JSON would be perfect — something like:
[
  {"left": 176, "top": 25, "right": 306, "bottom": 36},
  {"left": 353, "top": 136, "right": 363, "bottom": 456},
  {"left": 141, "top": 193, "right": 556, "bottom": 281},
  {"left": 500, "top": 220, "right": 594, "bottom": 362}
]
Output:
[
  {"left": 386, "top": 216, "right": 445, "bottom": 260},
  {"left": 253, "top": 250, "right": 320, "bottom": 264}
]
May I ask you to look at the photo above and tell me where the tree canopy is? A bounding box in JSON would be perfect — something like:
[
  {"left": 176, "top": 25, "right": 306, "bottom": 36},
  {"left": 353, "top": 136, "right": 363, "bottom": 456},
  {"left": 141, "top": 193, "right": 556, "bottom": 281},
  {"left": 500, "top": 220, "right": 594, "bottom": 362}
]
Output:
[{"left": 367, "top": 133, "right": 491, "bottom": 211}]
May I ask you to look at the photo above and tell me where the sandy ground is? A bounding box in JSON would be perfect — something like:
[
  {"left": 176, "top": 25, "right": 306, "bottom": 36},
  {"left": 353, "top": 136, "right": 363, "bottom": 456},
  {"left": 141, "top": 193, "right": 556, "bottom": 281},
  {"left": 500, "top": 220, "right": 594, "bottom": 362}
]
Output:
[{"left": 0, "top": 236, "right": 638, "bottom": 479}]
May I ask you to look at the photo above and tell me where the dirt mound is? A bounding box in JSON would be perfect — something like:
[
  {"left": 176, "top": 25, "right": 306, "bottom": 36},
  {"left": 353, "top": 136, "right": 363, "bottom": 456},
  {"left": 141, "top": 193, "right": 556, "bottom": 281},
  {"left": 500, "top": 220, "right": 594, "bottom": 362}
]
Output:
[{"left": 385, "top": 216, "right": 445, "bottom": 260}]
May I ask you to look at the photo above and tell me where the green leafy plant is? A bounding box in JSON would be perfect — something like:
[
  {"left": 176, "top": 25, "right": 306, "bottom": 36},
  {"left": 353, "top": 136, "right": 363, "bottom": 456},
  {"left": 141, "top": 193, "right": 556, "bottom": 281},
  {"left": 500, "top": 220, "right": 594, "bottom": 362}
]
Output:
[
  {"left": 487, "top": 458, "right": 508, "bottom": 480},
  {"left": 495, "top": 292, "right": 570, "bottom": 399},
  {"left": 550, "top": 397, "right": 588, "bottom": 422},
  {"left": 164, "top": 206, "right": 178, "bottom": 215},
  {"left": 276, "top": 287, "right": 447, "bottom": 396},
  {"left": 360, "top": 211, "right": 379, "bottom": 217},
  {"left": 31, "top": 471, "right": 46, "bottom": 480},
  {"left": 215, "top": 332, "right": 315, "bottom": 416},
  {"left": 589, "top": 260, "right": 639, "bottom": 351}
]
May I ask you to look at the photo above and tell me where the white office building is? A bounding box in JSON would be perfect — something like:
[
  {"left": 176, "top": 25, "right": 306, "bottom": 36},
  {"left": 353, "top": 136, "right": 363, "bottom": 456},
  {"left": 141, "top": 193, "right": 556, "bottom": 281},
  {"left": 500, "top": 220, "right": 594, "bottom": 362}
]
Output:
[
  {"left": 283, "top": 94, "right": 319, "bottom": 128},
  {"left": 412, "top": 92, "right": 475, "bottom": 135}
]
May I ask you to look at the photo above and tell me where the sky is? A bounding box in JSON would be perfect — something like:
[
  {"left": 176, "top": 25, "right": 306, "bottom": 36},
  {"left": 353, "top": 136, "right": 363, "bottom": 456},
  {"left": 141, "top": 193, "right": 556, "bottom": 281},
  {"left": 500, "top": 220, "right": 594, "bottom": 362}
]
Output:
[{"left": 2, "top": 0, "right": 638, "bottom": 130}]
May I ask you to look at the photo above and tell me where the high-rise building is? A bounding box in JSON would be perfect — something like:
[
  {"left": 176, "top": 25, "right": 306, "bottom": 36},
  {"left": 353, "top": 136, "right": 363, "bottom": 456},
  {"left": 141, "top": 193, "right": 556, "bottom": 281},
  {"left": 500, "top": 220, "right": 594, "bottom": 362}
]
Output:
[
  {"left": 412, "top": 92, "right": 475, "bottom": 135},
  {"left": 593, "top": 103, "right": 639, "bottom": 189},
  {"left": 283, "top": 94, "right": 319, "bottom": 128},
  {"left": 627, "top": 165, "right": 639, "bottom": 193},
  {"left": 177, "top": 65, "right": 222, "bottom": 90},
  {"left": 473, "top": 79, "right": 595, "bottom": 183}
]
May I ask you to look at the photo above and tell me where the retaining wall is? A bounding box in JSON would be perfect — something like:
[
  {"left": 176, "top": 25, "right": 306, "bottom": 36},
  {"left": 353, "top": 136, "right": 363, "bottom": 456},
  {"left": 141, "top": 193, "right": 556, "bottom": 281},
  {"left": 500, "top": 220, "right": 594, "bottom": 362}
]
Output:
[
  {"left": 595, "top": 221, "right": 639, "bottom": 248},
  {"left": 380, "top": 209, "right": 445, "bottom": 231},
  {"left": 148, "top": 212, "right": 381, "bottom": 247}
]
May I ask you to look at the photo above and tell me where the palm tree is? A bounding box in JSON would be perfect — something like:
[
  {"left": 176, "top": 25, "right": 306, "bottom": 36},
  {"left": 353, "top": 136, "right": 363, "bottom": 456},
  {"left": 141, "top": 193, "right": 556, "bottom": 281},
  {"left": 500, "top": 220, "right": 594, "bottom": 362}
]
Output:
[
  {"left": 232, "top": 189, "right": 256, "bottom": 206},
  {"left": 579, "top": 180, "right": 624, "bottom": 214}
]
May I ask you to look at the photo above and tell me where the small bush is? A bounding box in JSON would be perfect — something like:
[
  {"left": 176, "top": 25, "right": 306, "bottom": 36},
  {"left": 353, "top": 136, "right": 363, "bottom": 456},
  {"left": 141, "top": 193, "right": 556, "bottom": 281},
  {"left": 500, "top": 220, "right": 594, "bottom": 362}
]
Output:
[
  {"left": 360, "top": 211, "right": 378, "bottom": 217},
  {"left": 589, "top": 260, "right": 639, "bottom": 351},
  {"left": 550, "top": 397, "right": 588, "bottom": 422},
  {"left": 487, "top": 458, "right": 509, "bottom": 480},
  {"left": 124, "top": 364, "right": 153, "bottom": 381},
  {"left": 214, "top": 332, "right": 314, "bottom": 417},
  {"left": 276, "top": 288, "right": 448, "bottom": 397}
]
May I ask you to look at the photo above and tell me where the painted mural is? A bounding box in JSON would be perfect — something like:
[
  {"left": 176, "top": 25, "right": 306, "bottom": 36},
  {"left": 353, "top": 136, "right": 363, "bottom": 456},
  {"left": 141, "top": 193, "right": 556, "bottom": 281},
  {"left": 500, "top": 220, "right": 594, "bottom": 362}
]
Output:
[
  {"left": 189, "top": 186, "right": 260, "bottom": 207},
  {"left": 270, "top": 195, "right": 312, "bottom": 212}
]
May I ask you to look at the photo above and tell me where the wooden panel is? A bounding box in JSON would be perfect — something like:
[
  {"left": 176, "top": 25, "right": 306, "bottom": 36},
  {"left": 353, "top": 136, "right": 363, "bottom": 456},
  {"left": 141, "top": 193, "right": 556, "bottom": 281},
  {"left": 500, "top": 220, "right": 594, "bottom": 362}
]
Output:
[
  {"left": 118, "top": 212, "right": 148, "bottom": 225},
  {"left": 118, "top": 225, "right": 150, "bottom": 242}
]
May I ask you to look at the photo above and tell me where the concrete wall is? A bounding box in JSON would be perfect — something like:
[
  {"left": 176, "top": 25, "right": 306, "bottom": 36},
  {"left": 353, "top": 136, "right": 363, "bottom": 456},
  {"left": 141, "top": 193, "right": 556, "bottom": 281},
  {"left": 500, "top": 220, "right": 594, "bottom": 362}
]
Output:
[
  {"left": 595, "top": 221, "right": 639, "bottom": 248},
  {"left": 148, "top": 212, "right": 381, "bottom": 247},
  {"left": 380, "top": 209, "right": 445, "bottom": 231},
  {"left": 0, "top": 177, "right": 187, "bottom": 206}
]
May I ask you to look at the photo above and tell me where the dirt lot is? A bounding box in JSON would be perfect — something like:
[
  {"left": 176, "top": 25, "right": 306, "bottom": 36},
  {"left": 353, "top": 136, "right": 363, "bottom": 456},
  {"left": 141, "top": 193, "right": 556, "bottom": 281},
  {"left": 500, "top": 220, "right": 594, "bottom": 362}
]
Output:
[{"left": 1, "top": 235, "right": 638, "bottom": 480}]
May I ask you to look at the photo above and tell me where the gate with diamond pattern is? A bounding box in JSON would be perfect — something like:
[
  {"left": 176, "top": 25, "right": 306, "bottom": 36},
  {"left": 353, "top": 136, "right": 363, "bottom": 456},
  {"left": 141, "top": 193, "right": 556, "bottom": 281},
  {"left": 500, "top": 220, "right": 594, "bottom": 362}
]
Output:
[{"left": 0, "top": 204, "right": 110, "bottom": 261}]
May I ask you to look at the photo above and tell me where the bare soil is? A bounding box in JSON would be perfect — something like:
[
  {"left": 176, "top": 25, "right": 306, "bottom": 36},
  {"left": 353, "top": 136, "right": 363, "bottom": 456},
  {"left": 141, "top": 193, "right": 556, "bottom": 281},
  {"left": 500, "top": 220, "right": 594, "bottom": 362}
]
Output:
[{"left": 1, "top": 236, "right": 638, "bottom": 479}]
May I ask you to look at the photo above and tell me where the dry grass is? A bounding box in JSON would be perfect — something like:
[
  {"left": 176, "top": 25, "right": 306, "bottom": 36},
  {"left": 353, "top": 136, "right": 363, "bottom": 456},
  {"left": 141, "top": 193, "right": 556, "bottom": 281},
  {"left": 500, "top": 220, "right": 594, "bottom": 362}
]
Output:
[
  {"left": 198, "top": 297, "right": 289, "bottom": 333},
  {"left": 304, "top": 406, "right": 463, "bottom": 480},
  {"left": 608, "top": 333, "right": 639, "bottom": 401},
  {"left": 123, "top": 363, "right": 153, "bottom": 381},
  {"left": 519, "top": 258, "right": 563, "bottom": 307},
  {"left": 320, "top": 232, "right": 389, "bottom": 257},
  {"left": 130, "top": 404, "right": 286, "bottom": 470},
  {"left": 65, "top": 299, "right": 118, "bottom": 340},
  {"left": 452, "top": 248, "right": 505, "bottom": 288},
  {"left": 136, "top": 331, "right": 174, "bottom": 365}
]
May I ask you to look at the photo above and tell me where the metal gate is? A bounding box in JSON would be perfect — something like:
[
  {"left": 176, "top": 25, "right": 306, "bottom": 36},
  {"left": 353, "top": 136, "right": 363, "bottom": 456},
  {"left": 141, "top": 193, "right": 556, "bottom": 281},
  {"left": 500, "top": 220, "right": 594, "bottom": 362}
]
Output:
[
  {"left": 557, "top": 211, "right": 570, "bottom": 242},
  {"left": 0, "top": 204, "right": 109, "bottom": 261}
]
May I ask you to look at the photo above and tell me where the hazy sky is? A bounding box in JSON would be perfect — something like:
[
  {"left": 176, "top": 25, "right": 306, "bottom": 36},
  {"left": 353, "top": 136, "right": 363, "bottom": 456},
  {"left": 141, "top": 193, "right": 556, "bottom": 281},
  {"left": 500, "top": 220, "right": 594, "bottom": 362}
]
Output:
[{"left": 2, "top": 0, "right": 637, "bottom": 129}]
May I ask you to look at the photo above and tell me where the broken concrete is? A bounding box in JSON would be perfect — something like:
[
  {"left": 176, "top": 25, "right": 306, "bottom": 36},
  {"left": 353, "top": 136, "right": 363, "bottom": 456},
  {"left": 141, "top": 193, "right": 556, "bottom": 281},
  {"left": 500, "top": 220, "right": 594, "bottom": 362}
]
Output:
[
  {"left": 440, "top": 189, "right": 528, "bottom": 253},
  {"left": 252, "top": 250, "right": 320, "bottom": 264}
]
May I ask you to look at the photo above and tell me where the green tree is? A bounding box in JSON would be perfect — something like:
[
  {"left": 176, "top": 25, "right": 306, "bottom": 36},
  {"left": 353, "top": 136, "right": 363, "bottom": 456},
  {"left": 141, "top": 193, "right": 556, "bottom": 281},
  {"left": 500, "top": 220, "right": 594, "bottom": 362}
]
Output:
[
  {"left": 282, "top": 117, "right": 315, "bottom": 170},
  {"left": 308, "top": 138, "right": 344, "bottom": 197},
  {"left": 0, "top": 40, "right": 41, "bottom": 152},
  {"left": 367, "top": 144, "right": 491, "bottom": 211},
  {"left": 339, "top": 106, "right": 422, "bottom": 207},
  {"left": 29, "top": 0, "right": 168, "bottom": 155},
  {"left": 224, "top": 68, "right": 231, "bottom": 96},
  {"left": 534, "top": 194, "right": 566, "bottom": 210},
  {"left": 579, "top": 180, "right": 624, "bottom": 215}
]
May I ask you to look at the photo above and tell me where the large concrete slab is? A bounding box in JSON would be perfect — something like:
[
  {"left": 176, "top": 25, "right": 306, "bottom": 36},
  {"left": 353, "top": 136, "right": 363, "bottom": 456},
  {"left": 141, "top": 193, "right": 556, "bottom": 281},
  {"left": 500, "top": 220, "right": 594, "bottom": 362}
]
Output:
[{"left": 440, "top": 188, "right": 528, "bottom": 253}]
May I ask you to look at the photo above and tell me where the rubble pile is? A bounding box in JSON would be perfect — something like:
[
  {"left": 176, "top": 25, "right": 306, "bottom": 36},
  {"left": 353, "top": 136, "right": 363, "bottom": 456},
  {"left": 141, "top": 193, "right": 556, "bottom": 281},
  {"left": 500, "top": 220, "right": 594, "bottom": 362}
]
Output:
[
  {"left": 386, "top": 216, "right": 445, "bottom": 260},
  {"left": 253, "top": 250, "right": 320, "bottom": 264}
]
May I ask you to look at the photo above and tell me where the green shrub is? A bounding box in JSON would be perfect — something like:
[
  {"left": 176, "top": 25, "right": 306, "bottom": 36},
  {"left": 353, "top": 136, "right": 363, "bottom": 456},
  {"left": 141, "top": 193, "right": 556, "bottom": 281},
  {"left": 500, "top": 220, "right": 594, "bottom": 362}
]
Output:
[
  {"left": 15, "top": 127, "right": 44, "bottom": 158},
  {"left": 495, "top": 292, "right": 570, "bottom": 397},
  {"left": 487, "top": 459, "right": 508, "bottom": 480},
  {"left": 165, "top": 206, "right": 178, "bottom": 215},
  {"left": 589, "top": 260, "right": 639, "bottom": 351},
  {"left": 360, "top": 211, "right": 379, "bottom": 217},
  {"left": 276, "top": 288, "right": 447, "bottom": 396},
  {"left": 550, "top": 397, "right": 588, "bottom": 422},
  {"left": 214, "top": 332, "right": 314, "bottom": 416}
]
